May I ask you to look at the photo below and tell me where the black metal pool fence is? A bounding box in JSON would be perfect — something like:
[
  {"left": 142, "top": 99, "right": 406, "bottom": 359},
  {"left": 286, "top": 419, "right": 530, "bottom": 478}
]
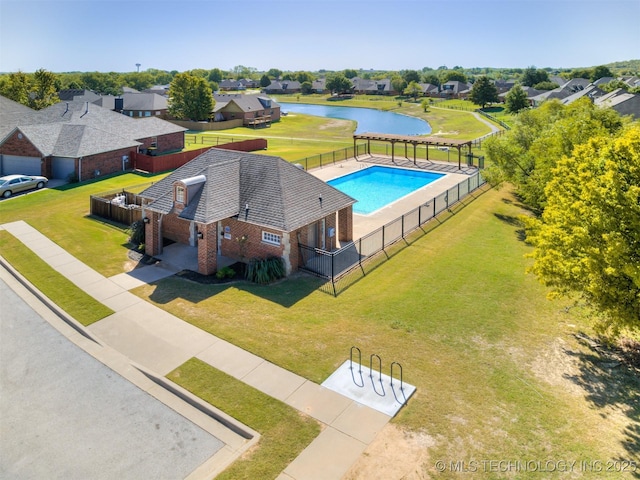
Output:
[{"left": 299, "top": 170, "right": 488, "bottom": 296}]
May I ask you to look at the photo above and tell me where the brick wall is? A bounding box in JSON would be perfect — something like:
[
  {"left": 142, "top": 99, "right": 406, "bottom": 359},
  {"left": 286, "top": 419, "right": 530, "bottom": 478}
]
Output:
[
  {"left": 136, "top": 131, "right": 184, "bottom": 154},
  {"left": 219, "top": 219, "right": 285, "bottom": 263},
  {"left": 145, "top": 211, "right": 162, "bottom": 256},
  {"left": 0, "top": 130, "right": 43, "bottom": 157},
  {"left": 76, "top": 147, "right": 132, "bottom": 181},
  {"left": 162, "top": 212, "right": 192, "bottom": 245},
  {"left": 197, "top": 222, "right": 218, "bottom": 275}
]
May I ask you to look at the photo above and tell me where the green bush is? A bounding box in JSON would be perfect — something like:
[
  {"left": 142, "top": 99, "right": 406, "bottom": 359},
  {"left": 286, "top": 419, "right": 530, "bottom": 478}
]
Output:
[
  {"left": 128, "top": 220, "right": 145, "bottom": 246},
  {"left": 245, "top": 257, "right": 285, "bottom": 284},
  {"left": 215, "top": 266, "right": 236, "bottom": 279}
]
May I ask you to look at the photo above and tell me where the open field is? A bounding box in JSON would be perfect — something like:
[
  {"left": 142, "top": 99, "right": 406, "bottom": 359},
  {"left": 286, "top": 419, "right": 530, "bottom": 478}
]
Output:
[
  {"left": 131, "top": 186, "right": 638, "bottom": 478},
  {"left": 1, "top": 106, "right": 637, "bottom": 478}
]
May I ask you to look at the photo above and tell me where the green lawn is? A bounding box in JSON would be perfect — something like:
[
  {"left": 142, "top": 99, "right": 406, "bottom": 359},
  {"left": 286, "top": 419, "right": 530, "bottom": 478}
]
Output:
[
  {"left": 168, "top": 359, "right": 320, "bottom": 480},
  {"left": 0, "top": 231, "right": 113, "bottom": 325},
  {"left": 0, "top": 171, "right": 169, "bottom": 277},
  {"left": 132, "top": 186, "right": 637, "bottom": 478}
]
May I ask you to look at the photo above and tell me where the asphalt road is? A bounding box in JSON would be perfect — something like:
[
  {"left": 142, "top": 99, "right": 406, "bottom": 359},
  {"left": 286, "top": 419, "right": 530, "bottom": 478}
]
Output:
[{"left": 0, "top": 277, "right": 224, "bottom": 480}]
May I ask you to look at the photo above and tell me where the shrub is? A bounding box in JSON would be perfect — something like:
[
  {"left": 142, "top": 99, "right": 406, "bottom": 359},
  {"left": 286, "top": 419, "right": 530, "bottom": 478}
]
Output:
[
  {"left": 245, "top": 257, "right": 285, "bottom": 285},
  {"left": 128, "top": 220, "right": 145, "bottom": 246},
  {"left": 216, "top": 266, "right": 236, "bottom": 280}
]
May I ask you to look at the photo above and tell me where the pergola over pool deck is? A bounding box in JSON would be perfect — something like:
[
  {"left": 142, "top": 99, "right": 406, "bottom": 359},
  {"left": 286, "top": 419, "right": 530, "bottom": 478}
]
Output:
[{"left": 353, "top": 133, "right": 473, "bottom": 169}]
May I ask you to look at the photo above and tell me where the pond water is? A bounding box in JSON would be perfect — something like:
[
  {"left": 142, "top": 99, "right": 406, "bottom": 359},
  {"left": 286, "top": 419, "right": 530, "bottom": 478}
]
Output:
[{"left": 278, "top": 102, "right": 431, "bottom": 135}]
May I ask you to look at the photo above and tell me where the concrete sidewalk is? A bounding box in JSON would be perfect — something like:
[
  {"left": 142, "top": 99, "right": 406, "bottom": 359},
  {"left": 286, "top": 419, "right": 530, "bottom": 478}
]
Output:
[{"left": 1, "top": 220, "right": 391, "bottom": 479}]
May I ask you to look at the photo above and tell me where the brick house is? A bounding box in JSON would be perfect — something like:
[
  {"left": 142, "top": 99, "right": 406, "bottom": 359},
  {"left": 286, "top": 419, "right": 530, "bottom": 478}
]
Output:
[
  {"left": 139, "top": 148, "right": 355, "bottom": 276},
  {"left": 0, "top": 96, "right": 186, "bottom": 180},
  {"left": 212, "top": 94, "right": 281, "bottom": 127}
]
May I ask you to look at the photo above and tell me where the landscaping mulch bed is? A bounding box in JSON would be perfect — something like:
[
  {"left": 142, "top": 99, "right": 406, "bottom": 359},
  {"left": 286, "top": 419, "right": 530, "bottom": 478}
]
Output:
[{"left": 174, "top": 262, "right": 247, "bottom": 285}]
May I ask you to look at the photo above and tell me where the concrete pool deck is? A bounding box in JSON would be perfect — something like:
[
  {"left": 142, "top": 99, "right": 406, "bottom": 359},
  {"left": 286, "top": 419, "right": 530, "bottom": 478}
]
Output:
[{"left": 309, "top": 155, "right": 478, "bottom": 239}]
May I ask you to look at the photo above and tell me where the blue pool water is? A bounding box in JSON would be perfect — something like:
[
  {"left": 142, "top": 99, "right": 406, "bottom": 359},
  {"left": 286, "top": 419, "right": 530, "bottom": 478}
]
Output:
[
  {"left": 278, "top": 102, "right": 431, "bottom": 135},
  {"left": 328, "top": 166, "right": 445, "bottom": 215}
]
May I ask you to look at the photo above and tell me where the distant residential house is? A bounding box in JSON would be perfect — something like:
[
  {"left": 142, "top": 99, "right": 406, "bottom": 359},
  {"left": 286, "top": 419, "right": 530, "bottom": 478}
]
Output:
[
  {"left": 139, "top": 148, "right": 356, "bottom": 276},
  {"left": 212, "top": 93, "right": 281, "bottom": 127},
  {"left": 561, "top": 84, "right": 607, "bottom": 105},
  {"left": 144, "top": 84, "right": 170, "bottom": 96},
  {"left": 622, "top": 76, "right": 640, "bottom": 89},
  {"left": 594, "top": 88, "right": 640, "bottom": 120},
  {"left": 0, "top": 96, "right": 186, "bottom": 180},
  {"left": 498, "top": 85, "right": 543, "bottom": 105},
  {"left": 312, "top": 78, "right": 327, "bottom": 93},
  {"left": 351, "top": 78, "right": 395, "bottom": 95},
  {"left": 439, "top": 81, "right": 471, "bottom": 99},
  {"left": 418, "top": 83, "right": 439, "bottom": 96},
  {"left": 530, "top": 78, "right": 591, "bottom": 106},
  {"left": 494, "top": 79, "right": 516, "bottom": 93},
  {"left": 58, "top": 89, "right": 168, "bottom": 117},
  {"left": 219, "top": 79, "right": 247, "bottom": 91},
  {"left": 119, "top": 92, "right": 168, "bottom": 117},
  {"left": 262, "top": 80, "right": 302, "bottom": 94}
]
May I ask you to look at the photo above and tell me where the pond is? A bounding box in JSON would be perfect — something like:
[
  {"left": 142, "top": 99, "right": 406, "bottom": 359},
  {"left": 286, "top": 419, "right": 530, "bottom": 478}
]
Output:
[{"left": 278, "top": 102, "right": 431, "bottom": 135}]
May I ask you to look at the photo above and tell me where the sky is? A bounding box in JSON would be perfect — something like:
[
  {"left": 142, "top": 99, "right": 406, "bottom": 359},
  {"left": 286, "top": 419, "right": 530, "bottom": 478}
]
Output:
[{"left": 1, "top": 0, "right": 639, "bottom": 73}]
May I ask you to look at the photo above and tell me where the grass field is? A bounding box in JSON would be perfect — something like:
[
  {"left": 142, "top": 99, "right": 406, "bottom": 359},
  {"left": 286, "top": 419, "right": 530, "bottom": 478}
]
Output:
[
  {"left": 132, "top": 186, "right": 638, "bottom": 478},
  {"left": 0, "top": 104, "right": 637, "bottom": 478}
]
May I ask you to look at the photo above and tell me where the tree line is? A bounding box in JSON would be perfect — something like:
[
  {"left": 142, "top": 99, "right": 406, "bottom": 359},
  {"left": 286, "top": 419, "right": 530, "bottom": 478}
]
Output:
[{"left": 484, "top": 99, "right": 639, "bottom": 338}]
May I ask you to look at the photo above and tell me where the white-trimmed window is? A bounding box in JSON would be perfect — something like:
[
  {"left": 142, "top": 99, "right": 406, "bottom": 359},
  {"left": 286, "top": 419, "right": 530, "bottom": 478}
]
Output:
[
  {"left": 262, "top": 231, "right": 281, "bottom": 246},
  {"left": 175, "top": 186, "right": 185, "bottom": 203}
]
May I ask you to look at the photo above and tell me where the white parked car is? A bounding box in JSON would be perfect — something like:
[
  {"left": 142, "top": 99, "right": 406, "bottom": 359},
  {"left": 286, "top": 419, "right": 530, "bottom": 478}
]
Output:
[{"left": 0, "top": 174, "right": 48, "bottom": 198}]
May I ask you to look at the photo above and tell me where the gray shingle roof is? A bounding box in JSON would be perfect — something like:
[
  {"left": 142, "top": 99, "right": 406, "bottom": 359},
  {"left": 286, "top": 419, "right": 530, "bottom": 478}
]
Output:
[
  {"left": 141, "top": 148, "right": 355, "bottom": 232},
  {"left": 213, "top": 93, "right": 279, "bottom": 113}
]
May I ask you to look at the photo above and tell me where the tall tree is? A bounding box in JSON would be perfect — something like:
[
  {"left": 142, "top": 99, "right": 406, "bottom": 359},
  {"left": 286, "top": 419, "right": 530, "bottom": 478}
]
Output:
[
  {"left": 402, "top": 69, "right": 421, "bottom": 84},
  {"left": 468, "top": 76, "right": 498, "bottom": 108},
  {"left": 484, "top": 98, "right": 626, "bottom": 212},
  {"left": 391, "top": 75, "right": 407, "bottom": 95},
  {"left": 259, "top": 74, "right": 271, "bottom": 88},
  {"left": 168, "top": 73, "right": 214, "bottom": 121},
  {"left": 524, "top": 126, "right": 640, "bottom": 336},
  {"left": 404, "top": 81, "right": 423, "bottom": 100},
  {"left": 325, "top": 73, "right": 352, "bottom": 94},
  {"left": 522, "top": 66, "right": 549, "bottom": 87},
  {"left": 504, "top": 84, "right": 529, "bottom": 114},
  {"left": 591, "top": 65, "right": 613, "bottom": 81},
  {"left": 29, "top": 69, "right": 58, "bottom": 110},
  {"left": 0, "top": 71, "right": 30, "bottom": 105}
]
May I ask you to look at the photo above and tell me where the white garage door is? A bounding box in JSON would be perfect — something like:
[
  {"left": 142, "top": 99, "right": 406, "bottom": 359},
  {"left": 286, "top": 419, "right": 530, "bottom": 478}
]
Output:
[
  {"left": 1, "top": 155, "right": 41, "bottom": 176},
  {"left": 52, "top": 157, "right": 76, "bottom": 180}
]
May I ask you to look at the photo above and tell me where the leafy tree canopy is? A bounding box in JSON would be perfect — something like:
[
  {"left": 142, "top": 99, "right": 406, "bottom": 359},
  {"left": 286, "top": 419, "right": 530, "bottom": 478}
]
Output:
[
  {"left": 325, "top": 73, "right": 352, "bottom": 94},
  {"left": 533, "top": 81, "right": 559, "bottom": 91},
  {"left": 468, "top": 76, "right": 498, "bottom": 108},
  {"left": 0, "top": 69, "right": 59, "bottom": 110},
  {"left": 168, "top": 72, "right": 214, "bottom": 121},
  {"left": 484, "top": 98, "right": 626, "bottom": 212},
  {"left": 401, "top": 70, "right": 421, "bottom": 84},
  {"left": 504, "top": 83, "right": 529, "bottom": 114},
  {"left": 524, "top": 126, "right": 640, "bottom": 336},
  {"left": 404, "top": 81, "right": 423, "bottom": 100},
  {"left": 522, "top": 66, "right": 549, "bottom": 87},
  {"left": 591, "top": 65, "right": 613, "bottom": 81},
  {"left": 440, "top": 70, "right": 467, "bottom": 83}
]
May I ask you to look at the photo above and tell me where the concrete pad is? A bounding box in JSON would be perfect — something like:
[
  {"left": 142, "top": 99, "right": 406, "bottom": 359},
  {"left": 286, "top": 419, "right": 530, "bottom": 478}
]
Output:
[
  {"left": 66, "top": 268, "right": 107, "bottom": 289},
  {"left": 100, "top": 291, "right": 143, "bottom": 312},
  {"left": 82, "top": 278, "right": 127, "bottom": 301},
  {"left": 114, "top": 302, "right": 217, "bottom": 354},
  {"left": 285, "top": 380, "right": 352, "bottom": 425},
  {"left": 88, "top": 314, "right": 194, "bottom": 375},
  {"left": 242, "top": 361, "right": 306, "bottom": 402},
  {"left": 283, "top": 427, "right": 367, "bottom": 480},
  {"left": 44, "top": 250, "right": 81, "bottom": 267},
  {"left": 55, "top": 259, "right": 95, "bottom": 277},
  {"left": 330, "top": 402, "right": 391, "bottom": 444},
  {"left": 197, "top": 340, "right": 264, "bottom": 379},
  {"left": 321, "top": 360, "right": 416, "bottom": 417},
  {"left": 109, "top": 263, "right": 177, "bottom": 290}
]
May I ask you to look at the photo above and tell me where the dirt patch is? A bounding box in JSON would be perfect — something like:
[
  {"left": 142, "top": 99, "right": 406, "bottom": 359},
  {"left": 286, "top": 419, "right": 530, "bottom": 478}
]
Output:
[{"left": 343, "top": 424, "right": 435, "bottom": 480}]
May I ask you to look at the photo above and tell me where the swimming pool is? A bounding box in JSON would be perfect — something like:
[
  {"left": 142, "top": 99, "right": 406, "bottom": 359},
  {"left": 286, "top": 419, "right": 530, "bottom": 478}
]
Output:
[{"left": 327, "top": 166, "right": 445, "bottom": 215}]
